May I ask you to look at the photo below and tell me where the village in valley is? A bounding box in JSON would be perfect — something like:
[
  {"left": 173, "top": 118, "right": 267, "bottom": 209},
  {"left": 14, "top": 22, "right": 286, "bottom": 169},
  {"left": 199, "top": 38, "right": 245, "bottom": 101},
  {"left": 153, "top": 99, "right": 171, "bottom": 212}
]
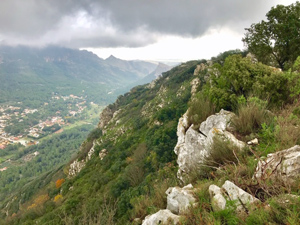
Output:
[{"left": 0, "top": 94, "right": 91, "bottom": 153}]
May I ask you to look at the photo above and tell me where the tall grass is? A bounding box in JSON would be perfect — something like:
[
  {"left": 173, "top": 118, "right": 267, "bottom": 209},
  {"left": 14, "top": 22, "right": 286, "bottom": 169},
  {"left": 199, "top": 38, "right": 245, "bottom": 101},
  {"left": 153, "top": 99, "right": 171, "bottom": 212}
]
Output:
[
  {"left": 232, "top": 99, "right": 271, "bottom": 136},
  {"left": 274, "top": 101, "right": 300, "bottom": 149},
  {"left": 187, "top": 92, "right": 216, "bottom": 129}
]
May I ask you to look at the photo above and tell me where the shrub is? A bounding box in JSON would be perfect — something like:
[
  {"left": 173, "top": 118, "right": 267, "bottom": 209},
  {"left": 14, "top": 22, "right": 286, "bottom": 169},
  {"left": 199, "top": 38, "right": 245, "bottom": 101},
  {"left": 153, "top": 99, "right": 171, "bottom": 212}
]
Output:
[
  {"left": 55, "top": 179, "right": 65, "bottom": 189},
  {"left": 204, "top": 55, "right": 274, "bottom": 111},
  {"left": 125, "top": 143, "right": 147, "bottom": 187},
  {"left": 54, "top": 194, "right": 63, "bottom": 203}
]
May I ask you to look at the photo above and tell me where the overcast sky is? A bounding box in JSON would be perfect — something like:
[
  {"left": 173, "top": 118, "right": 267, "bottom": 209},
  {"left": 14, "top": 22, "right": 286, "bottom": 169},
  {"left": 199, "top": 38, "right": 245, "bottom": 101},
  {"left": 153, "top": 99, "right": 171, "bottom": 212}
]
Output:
[{"left": 0, "top": 0, "right": 297, "bottom": 61}]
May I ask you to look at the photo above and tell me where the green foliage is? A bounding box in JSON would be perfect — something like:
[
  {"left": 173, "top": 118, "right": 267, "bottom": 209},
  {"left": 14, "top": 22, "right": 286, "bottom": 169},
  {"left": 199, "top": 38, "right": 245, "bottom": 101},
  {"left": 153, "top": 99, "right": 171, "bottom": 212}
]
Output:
[
  {"left": 0, "top": 124, "right": 92, "bottom": 214},
  {"left": 204, "top": 54, "right": 291, "bottom": 111},
  {"left": 246, "top": 195, "right": 300, "bottom": 224},
  {"left": 243, "top": 2, "right": 300, "bottom": 69},
  {"left": 205, "top": 55, "right": 265, "bottom": 110},
  {"left": 211, "top": 49, "right": 248, "bottom": 65}
]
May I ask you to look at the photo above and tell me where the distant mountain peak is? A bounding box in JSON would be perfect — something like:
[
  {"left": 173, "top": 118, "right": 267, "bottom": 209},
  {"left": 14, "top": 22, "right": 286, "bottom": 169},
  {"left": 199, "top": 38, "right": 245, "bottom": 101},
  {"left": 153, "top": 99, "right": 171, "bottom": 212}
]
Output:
[{"left": 106, "top": 55, "right": 118, "bottom": 60}]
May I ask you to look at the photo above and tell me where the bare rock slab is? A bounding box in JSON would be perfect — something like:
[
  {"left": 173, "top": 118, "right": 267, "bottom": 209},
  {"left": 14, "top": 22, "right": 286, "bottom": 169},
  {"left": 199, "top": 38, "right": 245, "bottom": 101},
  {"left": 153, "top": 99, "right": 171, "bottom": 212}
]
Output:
[
  {"left": 209, "top": 181, "right": 260, "bottom": 213},
  {"left": 254, "top": 145, "right": 300, "bottom": 184},
  {"left": 175, "top": 109, "right": 245, "bottom": 183},
  {"left": 165, "top": 184, "right": 196, "bottom": 215},
  {"left": 142, "top": 209, "right": 180, "bottom": 225}
]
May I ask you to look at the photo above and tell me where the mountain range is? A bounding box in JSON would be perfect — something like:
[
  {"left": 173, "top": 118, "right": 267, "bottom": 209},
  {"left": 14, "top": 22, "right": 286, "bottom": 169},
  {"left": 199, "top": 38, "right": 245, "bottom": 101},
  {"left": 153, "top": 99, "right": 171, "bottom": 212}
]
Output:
[{"left": 0, "top": 45, "right": 171, "bottom": 106}]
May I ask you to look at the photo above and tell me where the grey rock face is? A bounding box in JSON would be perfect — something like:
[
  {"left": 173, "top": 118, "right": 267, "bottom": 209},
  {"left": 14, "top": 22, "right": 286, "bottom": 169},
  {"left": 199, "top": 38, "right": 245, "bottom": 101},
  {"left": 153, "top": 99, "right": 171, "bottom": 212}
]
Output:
[
  {"left": 209, "top": 181, "right": 260, "bottom": 213},
  {"left": 99, "top": 149, "right": 108, "bottom": 160},
  {"left": 254, "top": 145, "right": 300, "bottom": 184},
  {"left": 166, "top": 184, "right": 196, "bottom": 215},
  {"left": 174, "top": 109, "right": 245, "bottom": 183},
  {"left": 209, "top": 185, "right": 226, "bottom": 211},
  {"left": 68, "top": 159, "right": 85, "bottom": 177},
  {"left": 98, "top": 106, "right": 115, "bottom": 130},
  {"left": 142, "top": 209, "right": 180, "bottom": 225},
  {"left": 68, "top": 141, "right": 98, "bottom": 177}
]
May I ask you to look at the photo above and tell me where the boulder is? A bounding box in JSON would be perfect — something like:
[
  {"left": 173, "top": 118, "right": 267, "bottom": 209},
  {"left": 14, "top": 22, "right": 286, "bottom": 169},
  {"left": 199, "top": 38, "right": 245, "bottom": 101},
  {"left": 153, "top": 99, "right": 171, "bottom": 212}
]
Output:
[
  {"left": 166, "top": 184, "right": 196, "bottom": 215},
  {"left": 254, "top": 145, "right": 300, "bottom": 184},
  {"left": 209, "top": 185, "right": 226, "bottom": 211},
  {"left": 175, "top": 109, "right": 245, "bottom": 183},
  {"left": 209, "top": 181, "right": 260, "bottom": 213},
  {"left": 142, "top": 209, "right": 180, "bottom": 225},
  {"left": 199, "top": 109, "right": 234, "bottom": 135}
]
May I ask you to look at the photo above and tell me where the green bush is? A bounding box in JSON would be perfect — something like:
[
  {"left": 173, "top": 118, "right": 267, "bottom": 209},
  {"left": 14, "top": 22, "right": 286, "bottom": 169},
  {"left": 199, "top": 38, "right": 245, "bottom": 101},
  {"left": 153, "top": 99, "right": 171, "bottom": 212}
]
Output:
[{"left": 204, "top": 54, "right": 292, "bottom": 111}]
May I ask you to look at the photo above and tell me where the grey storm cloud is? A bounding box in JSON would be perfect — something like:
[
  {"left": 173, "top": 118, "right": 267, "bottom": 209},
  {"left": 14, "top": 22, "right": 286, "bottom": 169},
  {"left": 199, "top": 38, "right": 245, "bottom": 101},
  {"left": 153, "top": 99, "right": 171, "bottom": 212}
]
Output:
[{"left": 0, "top": 0, "right": 292, "bottom": 48}]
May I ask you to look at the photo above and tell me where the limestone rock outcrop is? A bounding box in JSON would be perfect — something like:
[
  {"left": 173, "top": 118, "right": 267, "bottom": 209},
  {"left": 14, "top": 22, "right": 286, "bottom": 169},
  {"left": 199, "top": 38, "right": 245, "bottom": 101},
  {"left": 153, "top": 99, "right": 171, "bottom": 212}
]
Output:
[
  {"left": 190, "top": 78, "right": 200, "bottom": 95},
  {"left": 254, "top": 145, "right": 300, "bottom": 184},
  {"left": 209, "top": 180, "right": 260, "bottom": 213},
  {"left": 87, "top": 140, "right": 97, "bottom": 160},
  {"left": 166, "top": 184, "right": 196, "bottom": 215},
  {"left": 98, "top": 106, "right": 116, "bottom": 130},
  {"left": 142, "top": 209, "right": 180, "bottom": 225},
  {"left": 99, "top": 149, "right": 108, "bottom": 160},
  {"left": 68, "top": 159, "right": 86, "bottom": 177},
  {"left": 174, "top": 109, "right": 245, "bottom": 183},
  {"left": 68, "top": 140, "right": 99, "bottom": 177},
  {"left": 193, "top": 63, "right": 207, "bottom": 75},
  {"left": 208, "top": 184, "right": 226, "bottom": 211}
]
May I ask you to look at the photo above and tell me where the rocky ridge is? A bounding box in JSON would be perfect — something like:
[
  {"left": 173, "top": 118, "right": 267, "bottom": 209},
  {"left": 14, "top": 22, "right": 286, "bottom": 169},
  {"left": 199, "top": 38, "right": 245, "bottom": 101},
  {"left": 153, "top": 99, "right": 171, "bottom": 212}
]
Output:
[{"left": 174, "top": 109, "right": 245, "bottom": 183}]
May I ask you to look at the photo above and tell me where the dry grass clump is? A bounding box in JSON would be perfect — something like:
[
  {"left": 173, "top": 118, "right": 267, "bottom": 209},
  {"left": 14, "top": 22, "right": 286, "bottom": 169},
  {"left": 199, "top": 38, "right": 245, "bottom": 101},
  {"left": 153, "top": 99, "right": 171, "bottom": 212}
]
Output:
[
  {"left": 205, "top": 135, "right": 241, "bottom": 168},
  {"left": 274, "top": 101, "right": 300, "bottom": 149},
  {"left": 187, "top": 93, "right": 216, "bottom": 129},
  {"left": 232, "top": 100, "right": 271, "bottom": 135}
]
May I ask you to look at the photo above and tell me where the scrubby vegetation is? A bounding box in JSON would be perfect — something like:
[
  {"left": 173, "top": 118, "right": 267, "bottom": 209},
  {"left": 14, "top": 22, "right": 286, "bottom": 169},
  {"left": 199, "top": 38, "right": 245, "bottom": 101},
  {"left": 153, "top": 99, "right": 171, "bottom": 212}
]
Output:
[{"left": 2, "top": 2, "right": 300, "bottom": 224}]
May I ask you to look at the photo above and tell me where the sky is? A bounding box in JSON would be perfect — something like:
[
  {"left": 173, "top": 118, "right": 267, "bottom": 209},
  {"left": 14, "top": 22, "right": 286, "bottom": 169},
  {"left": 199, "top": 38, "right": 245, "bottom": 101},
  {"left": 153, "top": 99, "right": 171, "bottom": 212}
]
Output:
[{"left": 0, "top": 0, "right": 297, "bottom": 62}]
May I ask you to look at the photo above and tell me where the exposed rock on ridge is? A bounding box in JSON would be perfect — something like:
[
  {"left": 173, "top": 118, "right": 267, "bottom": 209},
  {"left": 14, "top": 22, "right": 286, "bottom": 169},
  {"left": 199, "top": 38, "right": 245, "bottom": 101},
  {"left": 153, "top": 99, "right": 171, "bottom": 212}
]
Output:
[
  {"left": 174, "top": 109, "right": 246, "bottom": 183},
  {"left": 142, "top": 209, "right": 180, "bottom": 225},
  {"left": 68, "top": 140, "right": 99, "bottom": 177},
  {"left": 166, "top": 184, "right": 196, "bottom": 215},
  {"left": 254, "top": 145, "right": 300, "bottom": 184},
  {"left": 209, "top": 180, "right": 260, "bottom": 213},
  {"left": 98, "top": 106, "right": 115, "bottom": 131}
]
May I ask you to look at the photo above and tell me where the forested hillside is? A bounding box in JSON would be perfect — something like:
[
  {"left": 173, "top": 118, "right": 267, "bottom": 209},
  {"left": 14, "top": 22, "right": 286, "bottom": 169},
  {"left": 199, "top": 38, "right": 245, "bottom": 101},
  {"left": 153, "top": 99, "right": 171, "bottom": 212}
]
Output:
[{"left": 0, "top": 46, "right": 162, "bottom": 107}]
